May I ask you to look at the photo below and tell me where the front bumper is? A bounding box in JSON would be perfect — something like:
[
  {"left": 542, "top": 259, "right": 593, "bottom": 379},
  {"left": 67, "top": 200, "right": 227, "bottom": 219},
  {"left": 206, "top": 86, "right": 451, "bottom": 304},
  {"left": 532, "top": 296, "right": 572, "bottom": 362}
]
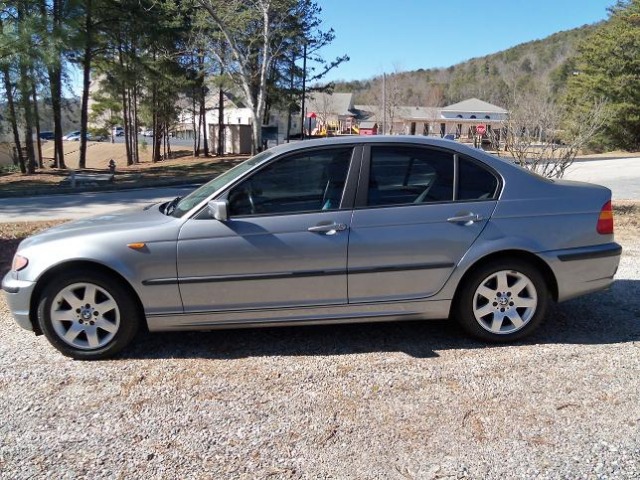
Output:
[
  {"left": 540, "top": 242, "right": 622, "bottom": 302},
  {"left": 2, "top": 271, "right": 36, "bottom": 331}
]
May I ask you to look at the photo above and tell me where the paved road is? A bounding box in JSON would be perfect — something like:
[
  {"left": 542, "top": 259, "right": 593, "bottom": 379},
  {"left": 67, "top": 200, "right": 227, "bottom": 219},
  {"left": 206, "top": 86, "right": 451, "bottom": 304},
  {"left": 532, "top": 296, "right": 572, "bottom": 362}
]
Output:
[
  {"left": 564, "top": 157, "right": 640, "bottom": 200},
  {"left": 0, "top": 185, "right": 196, "bottom": 221},
  {"left": 0, "top": 156, "right": 637, "bottom": 222},
  {"left": 110, "top": 134, "right": 193, "bottom": 147}
]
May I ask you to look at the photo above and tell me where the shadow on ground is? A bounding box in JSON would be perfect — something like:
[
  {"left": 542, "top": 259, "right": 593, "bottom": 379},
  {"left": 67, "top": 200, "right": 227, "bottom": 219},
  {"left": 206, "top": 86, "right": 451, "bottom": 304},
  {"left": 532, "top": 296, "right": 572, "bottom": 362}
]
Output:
[{"left": 121, "top": 279, "right": 640, "bottom": 361}]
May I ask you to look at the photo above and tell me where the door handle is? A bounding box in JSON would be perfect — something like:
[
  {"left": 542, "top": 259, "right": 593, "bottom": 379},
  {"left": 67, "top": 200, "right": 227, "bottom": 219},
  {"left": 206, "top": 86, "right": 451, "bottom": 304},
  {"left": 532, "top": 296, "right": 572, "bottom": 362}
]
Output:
[
  {"left": 447, "top": 213, "right": 484, "bottom": 225},
  {"left": 308, "top": 222, "right": 348, "bottom": 234}
]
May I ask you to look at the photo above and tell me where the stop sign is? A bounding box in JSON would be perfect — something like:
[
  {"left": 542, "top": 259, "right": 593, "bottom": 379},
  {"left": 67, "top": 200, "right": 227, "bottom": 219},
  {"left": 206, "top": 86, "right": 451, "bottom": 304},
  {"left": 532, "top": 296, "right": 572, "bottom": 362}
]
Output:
[{"left": 476, "top": 124, "right": 486, "bottom": 135}]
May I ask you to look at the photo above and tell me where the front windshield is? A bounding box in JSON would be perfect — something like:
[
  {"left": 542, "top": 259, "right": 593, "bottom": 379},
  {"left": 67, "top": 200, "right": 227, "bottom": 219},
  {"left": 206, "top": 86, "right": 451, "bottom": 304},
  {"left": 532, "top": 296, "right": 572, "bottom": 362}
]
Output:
[{"left": 170, "top": 150, "right": 275, "bottom": 217}]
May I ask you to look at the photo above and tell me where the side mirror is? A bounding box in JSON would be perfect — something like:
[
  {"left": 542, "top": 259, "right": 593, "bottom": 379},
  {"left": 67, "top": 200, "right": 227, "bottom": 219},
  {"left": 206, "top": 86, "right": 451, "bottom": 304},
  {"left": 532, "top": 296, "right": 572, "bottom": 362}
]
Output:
[{"left": 207, "top": 200, "right": 229, "bottom": 221}]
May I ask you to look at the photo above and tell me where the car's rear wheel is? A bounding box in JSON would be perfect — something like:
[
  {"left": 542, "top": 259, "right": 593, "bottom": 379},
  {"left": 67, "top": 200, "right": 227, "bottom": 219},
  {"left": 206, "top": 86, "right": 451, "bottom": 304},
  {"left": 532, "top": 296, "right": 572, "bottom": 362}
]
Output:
[
  {"left": 455, "top": 259, "right": 549, "bottom": 342},
  {"left": 37, "top": 270, "right": 140, "bottom": 360}
]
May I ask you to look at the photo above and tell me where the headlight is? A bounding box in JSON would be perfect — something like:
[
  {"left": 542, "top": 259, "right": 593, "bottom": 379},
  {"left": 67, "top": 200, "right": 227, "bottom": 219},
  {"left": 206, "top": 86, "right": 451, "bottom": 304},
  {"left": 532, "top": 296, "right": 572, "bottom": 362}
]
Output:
[{"left": 11, "top": 255, "right": 28, "bottom": 272}]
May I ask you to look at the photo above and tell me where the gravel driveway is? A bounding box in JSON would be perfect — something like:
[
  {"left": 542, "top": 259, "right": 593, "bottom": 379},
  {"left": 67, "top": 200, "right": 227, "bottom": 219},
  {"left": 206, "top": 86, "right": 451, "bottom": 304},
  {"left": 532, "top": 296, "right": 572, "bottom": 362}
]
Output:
[{"left": 1, "top": 238, "right": 638, "bottom": 479}]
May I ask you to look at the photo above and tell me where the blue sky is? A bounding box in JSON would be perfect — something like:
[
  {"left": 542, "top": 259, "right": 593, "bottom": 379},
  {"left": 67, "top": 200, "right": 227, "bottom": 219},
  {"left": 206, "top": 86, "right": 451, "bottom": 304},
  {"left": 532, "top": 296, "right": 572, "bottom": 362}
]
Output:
[{"left": 316, "top": 0, "right": 615, "bottom": 82}]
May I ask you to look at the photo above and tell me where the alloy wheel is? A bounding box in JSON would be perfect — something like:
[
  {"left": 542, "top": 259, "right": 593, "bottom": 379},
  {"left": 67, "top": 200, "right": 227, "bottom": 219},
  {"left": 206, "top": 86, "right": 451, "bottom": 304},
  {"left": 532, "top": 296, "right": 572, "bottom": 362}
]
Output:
[
  {"left": 472, "top": 270, "right": 538, "bottom": 334},
  {"left": 50, "top": 282, "right": 121, "bottom": 350}
]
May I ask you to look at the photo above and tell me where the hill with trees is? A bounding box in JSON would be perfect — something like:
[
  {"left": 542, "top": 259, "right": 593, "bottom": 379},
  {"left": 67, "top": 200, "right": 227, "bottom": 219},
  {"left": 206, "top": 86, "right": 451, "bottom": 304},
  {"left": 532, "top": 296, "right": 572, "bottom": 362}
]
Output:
[{"left": 332, "top": 24, "right": 598, "bottom": 109}]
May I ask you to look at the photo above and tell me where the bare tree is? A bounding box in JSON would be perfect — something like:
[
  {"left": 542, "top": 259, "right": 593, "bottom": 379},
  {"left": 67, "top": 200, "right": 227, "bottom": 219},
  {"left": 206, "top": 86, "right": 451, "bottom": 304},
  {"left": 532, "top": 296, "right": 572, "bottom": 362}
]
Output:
[
  {"left": 197, "top": 0, "right": 281, "bottom": 154},
  {"left": 499, "top": 90, "right": 607, "bottom": 178},
  {"left": 372, "top": 70, "right": 404, "bottom": 134},
  {"left": 308, "top": 92, "right": 332, "bottom": 134}
]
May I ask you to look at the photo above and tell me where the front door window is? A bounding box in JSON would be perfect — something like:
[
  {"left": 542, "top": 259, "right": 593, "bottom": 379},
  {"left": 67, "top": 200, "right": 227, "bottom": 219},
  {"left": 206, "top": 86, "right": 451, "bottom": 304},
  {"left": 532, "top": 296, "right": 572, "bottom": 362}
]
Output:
[{"left": 229, "top": 147, "right": 353, "bottom": 216}]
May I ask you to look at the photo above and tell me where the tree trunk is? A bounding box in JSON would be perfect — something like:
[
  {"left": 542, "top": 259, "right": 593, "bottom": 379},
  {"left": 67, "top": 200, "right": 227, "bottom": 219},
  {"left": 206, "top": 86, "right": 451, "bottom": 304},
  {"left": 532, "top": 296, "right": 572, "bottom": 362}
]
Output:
[
  {"left": 31, "top": 73, "right": 44, "bottom": 168},
  {"left": 200, "top": 97, "right": 209, "bottom": 156},
  {"left": 38, "top": 0, "right": 65, "bottom": 168},
  {"left": 153, "top": 121, "right": 162, "bottom": 162},
  {"left": 18, "top": 66, "right": 36, "bottom": 174},
  {"left": 117, "top": 42, "right": 132, "bottom": 165},
  {"left": 218, "top": 84, "right": 224, "bottom": 155},
  {"left": 151, "top": 50, "right": 159, "bottom": 162},
  {"left": 131, "top": 44, "right": 139, "bottom": 164},
  {"left": 78, "top": 0, "right": 93, "bottom": 169},
  {"left": 2, "top": 64, "right": 25, "bottom": 173},
  {"left": 198, "top": 54, "right": 209, "bottom": 156},
  {"left": 17, "top": 5, "right": 36, "bottom": 174},
  {"left": 121, "top": 86, "right": 132, "bottom": 165},
  {"left": 286, "top": 52, "right": 295, "bottom": 142},
  {"left": 192, "top": 91, "right": 198, "bottom": 156}
]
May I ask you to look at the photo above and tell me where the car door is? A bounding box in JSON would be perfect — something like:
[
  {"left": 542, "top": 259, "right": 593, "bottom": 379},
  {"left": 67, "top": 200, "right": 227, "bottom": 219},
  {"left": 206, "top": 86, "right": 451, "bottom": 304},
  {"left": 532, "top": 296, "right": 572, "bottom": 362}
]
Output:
[
  {"left": 176, "top": 146, "right": 360, "bottom": 313},
  {"left": 347, "top": 144, "right": 500, "bottom": 303}
]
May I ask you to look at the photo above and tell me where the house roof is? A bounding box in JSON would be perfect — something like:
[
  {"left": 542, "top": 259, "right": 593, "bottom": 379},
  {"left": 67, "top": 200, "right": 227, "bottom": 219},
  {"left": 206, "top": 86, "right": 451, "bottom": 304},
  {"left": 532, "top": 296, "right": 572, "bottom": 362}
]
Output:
[
  {"left": 355, "top": 105, "right": 441, "bottom": 121},
  {"left": 396, "top": 106, "right": 441, "bottom": 120},
  {"left": 441, "top": 98, "right": 507, "bottom": 114},
  {"left": 359, "top": 121, "right": 378, "bottom": 129},
  {"left": 306, "top": 92, "right": 355, "bottom": 117}
]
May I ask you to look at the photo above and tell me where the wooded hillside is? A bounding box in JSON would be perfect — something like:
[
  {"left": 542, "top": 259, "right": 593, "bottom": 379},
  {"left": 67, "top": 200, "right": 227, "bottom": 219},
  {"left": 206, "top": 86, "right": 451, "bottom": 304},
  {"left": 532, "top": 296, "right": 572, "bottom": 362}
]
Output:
[{"left": 333, "top": 24, "right": 598, "bottom": 108}]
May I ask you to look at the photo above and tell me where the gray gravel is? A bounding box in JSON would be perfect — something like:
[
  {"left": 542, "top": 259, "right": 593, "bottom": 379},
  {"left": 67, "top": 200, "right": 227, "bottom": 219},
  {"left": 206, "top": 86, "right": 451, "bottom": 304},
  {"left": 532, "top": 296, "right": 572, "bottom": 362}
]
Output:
[{"left": 1, "top": 238, "right": 639, "bottom": 479}]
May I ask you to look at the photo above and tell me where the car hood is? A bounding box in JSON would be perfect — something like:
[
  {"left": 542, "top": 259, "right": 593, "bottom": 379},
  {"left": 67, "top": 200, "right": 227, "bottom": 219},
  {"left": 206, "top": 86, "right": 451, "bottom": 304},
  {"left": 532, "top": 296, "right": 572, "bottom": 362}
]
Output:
[{"left": 19, "top": 203, "right": 175, "bottom": 249}]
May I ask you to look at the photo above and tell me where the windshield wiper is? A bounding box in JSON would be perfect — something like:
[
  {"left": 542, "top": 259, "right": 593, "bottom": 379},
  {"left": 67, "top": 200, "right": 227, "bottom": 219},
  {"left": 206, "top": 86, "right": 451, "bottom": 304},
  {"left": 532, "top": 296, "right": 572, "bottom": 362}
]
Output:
[{"left": 164, "top": 196, "right": 182, "bottom": 216}]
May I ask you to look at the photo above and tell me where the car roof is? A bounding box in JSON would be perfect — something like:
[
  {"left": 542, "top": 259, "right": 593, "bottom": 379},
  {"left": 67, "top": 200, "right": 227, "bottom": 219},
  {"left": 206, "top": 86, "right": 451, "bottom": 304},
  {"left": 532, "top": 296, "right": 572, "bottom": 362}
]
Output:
[{"left": 270, "top": 135, "right": 503, "bottom": 162}]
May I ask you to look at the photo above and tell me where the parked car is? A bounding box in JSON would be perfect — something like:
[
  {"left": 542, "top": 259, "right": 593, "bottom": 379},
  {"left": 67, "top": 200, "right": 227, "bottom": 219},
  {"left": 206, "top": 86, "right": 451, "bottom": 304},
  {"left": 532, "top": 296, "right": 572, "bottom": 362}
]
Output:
[
  {"left": 63, "top": 132, "right": 106, "bottom": 142},
  {"left": 3, "top": 136, "right": 622, "bottom": 360},
  {"left": 62, "top": 131, "right": 81, "bottom": 141},
  {"left": 113, "top": 127, "right": 124, "bottom": 137},
  {"left": 39, "top": 131, "right": 55, "bottom": 140},
  {"left": 87, "top": 132, "right": 107, "bottom": 142},
  {"left": 141, "top": 128, "right": 153, "bottom": 137}
]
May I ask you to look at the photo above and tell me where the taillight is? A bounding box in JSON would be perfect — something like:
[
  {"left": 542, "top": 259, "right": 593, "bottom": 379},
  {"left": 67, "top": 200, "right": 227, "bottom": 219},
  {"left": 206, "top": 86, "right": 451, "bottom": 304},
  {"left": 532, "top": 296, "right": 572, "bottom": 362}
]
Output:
[{"left": 597, "top": 200, "right": 614, "bottom": 234}]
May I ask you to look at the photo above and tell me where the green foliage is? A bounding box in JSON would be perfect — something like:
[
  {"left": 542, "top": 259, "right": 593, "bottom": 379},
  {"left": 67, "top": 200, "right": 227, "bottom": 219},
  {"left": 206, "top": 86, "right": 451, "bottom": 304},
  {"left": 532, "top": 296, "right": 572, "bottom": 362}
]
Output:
[
  {"left": 0, "top": 163, "right": 21, "bottom": 174},
  {"left": 566, "top": 0, "right": 640, "bottom": 150}
]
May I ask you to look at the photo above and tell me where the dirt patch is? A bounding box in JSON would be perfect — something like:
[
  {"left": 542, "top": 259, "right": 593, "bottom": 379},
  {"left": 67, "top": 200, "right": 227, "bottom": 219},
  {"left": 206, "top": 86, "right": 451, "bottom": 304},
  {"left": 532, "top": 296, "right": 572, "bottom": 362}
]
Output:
[
  {"left": 0, "top": 221, "right": 65, "bottom": 276},
  {"left": 576, "top": 150, "right": 640, "bottom": 160},
  {"left": 613, "top": 201, "right": 640, "bottom": 244}
]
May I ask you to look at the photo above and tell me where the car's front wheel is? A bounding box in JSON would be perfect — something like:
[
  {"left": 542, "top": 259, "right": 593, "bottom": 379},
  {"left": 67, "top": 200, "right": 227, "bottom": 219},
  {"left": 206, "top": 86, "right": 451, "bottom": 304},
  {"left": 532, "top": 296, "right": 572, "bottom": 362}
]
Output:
[
  {"left": 455, "top": 259, "right": 549, "bottom": 342},
  {"left": 37, "top": 270, "right": 140, "bottom": 360}
]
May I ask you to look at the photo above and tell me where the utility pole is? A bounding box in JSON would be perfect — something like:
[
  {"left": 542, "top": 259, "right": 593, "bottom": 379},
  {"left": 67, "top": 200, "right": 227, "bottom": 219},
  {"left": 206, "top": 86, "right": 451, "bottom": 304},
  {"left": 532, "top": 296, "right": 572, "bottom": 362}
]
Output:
[
  {"left": 382, "top": 73, "right": 386, "bottom": 135},
  {"left": 286, "top": 52, "right": 295, "bottom": 143},
  {"left": 300, "top": 43, "right": 307, "bottom": 140}
]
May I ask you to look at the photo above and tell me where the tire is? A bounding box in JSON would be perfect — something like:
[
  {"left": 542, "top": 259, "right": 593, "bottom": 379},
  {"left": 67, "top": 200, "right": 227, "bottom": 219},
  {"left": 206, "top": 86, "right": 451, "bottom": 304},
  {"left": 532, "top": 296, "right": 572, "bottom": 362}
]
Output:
[
  {"left": 37, "top": 270, "right": 140, "bottom": 360},
  {"left": 455, "top": 259, "right": 549, "bottom": 342}
]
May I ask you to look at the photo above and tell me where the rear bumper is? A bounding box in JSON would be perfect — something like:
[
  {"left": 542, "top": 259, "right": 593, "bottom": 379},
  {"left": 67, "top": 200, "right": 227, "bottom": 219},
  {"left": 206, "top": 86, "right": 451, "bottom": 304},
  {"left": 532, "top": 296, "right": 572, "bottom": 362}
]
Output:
[
  {"left": 540, "top": 242, "right": 622, "bottom": 302},
  {"left": 2, "top": 272, "right": 36, "bottom": 332}
]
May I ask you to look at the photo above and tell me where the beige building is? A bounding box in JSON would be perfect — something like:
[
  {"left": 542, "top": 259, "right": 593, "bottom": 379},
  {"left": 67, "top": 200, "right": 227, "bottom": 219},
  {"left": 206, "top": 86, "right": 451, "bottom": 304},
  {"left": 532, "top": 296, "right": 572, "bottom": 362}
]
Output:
[{"left": 356, "top": 98, "right": 508, "bottom": 139}]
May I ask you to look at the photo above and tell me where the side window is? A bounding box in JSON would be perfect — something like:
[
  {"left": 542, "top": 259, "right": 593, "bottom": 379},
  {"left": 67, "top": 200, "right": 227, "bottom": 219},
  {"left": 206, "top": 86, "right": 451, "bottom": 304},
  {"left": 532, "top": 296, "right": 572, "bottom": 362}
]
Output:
[
  {"left": 228, "top": 147, "right": 353, "bottom": 216},
  {"left": 368, "top": 146, "right": 454, "bottom": 206},
  {"left": 458, "top": 156, "right": 499, "bottom": 200}
]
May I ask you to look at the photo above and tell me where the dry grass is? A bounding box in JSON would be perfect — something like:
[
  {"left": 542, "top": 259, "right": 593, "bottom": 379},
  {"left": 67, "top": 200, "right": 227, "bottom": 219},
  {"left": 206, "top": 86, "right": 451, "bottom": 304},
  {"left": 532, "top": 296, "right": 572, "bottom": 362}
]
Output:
[
  {"left": 0, "top": 141, "right": 247, "bottom": 196},
  {"left": 0, "top": 220, "right": 65, "bottom": 275},
  {"left": 613, "top": 201, "right": 640, "bottom": 243}
]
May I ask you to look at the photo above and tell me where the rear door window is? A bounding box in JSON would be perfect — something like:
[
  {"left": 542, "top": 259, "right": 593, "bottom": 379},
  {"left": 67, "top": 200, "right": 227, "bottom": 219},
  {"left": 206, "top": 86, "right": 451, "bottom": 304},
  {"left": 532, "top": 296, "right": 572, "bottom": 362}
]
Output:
[
  {"left": 458, "top": 156, "right": 499, "bottom": 200},
  {"left": 367, "top": 146, "right": 454, "bottom": 206}
]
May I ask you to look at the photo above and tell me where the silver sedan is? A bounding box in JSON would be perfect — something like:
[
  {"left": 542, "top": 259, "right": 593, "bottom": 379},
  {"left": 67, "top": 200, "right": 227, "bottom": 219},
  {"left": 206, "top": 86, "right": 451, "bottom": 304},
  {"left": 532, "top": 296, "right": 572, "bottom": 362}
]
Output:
[{"left": 3, "top": 137, "right": 622, "bottom": 359}]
